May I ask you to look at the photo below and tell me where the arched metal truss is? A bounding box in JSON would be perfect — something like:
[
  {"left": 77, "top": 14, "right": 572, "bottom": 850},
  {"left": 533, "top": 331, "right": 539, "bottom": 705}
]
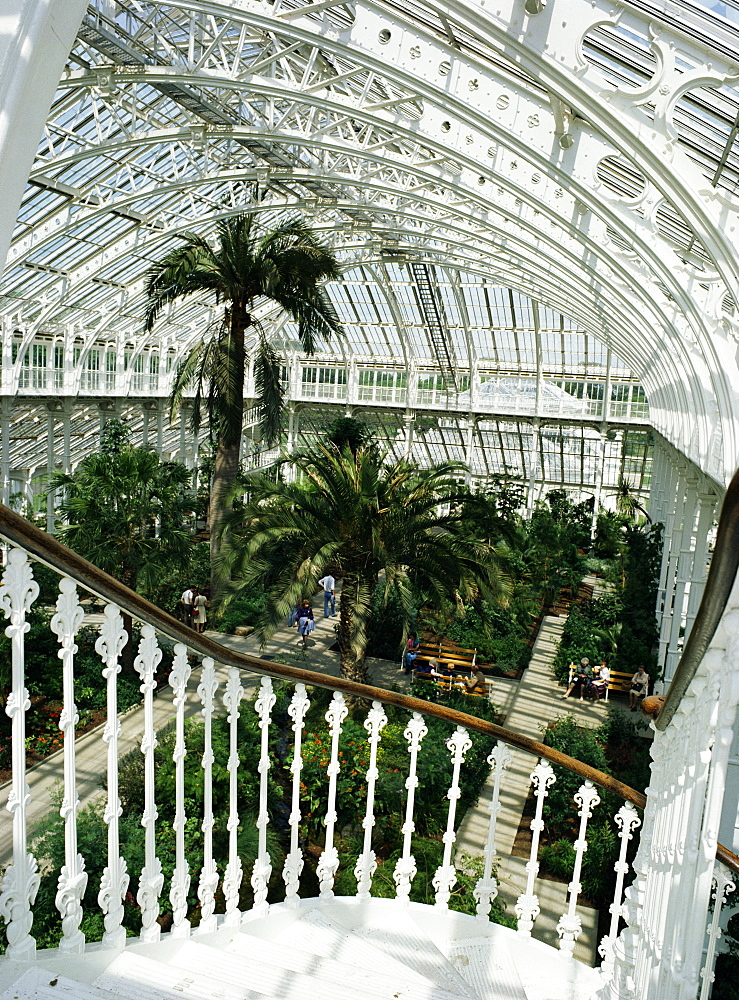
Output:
[{"left": 2, "top": 0, "right": 739, "bottom": 493}]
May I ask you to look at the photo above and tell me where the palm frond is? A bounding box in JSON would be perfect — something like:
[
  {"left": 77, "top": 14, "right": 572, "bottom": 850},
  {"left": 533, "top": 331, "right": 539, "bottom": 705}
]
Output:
[{"left": 253, "top": 336, "right": 285, "bottom": 446}]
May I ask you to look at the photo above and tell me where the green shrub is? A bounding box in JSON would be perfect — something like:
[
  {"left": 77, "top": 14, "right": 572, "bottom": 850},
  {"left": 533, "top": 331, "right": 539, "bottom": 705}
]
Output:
[{"left": 216, "top": 582, "right": 269, "bottom": 632}]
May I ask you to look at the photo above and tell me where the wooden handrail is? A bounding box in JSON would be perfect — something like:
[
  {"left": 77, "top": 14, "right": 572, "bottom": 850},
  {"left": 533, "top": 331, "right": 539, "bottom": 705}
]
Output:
[
  {"left": 655, "top": 465, "right": 739, "bottom": 731},
  {"left": 1, "top": 502, "right": 737, "bottom": 878}
]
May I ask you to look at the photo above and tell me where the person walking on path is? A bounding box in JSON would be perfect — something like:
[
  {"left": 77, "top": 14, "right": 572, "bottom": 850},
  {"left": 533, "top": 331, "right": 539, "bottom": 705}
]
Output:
[
  {"left": 193, "top": 589, "right": 209, "bottom": 634},
  {"left": 180, "top": 584, "right": 195, "bottom": 627},
  {"left": 318, "top": 573, "right": 336, "bottom": 617},
  {"left": 297, "top": 600, "right": 315, "bottom": 649}
]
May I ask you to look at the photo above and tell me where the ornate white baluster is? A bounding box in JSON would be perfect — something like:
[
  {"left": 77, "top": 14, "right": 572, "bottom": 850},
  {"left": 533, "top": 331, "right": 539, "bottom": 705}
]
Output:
[
  {"left": 0, "top": 549, "right": 40, "bottom": 960},
  {"left": 556, "top": 780, "right": 601, "bottom": 957},
  {"left": 168, "top": 643, "right": 192, "bottom": 937},
  {"left": 282, "top": 683, "right": 310, "bottom": 907},
  {"left": 515, "top": 758, "right": 556, "bottom": 937},
  {"left": 354, "top": 701, "right": 388, "bottom": 898},
  {"left": 251, "top": 677, "right": 276, "bottom": 916},
  {"left": 217, "top": 669, "right": 243, "bottom": 925},
  {"left": 50, "top": 577, "right": 87, "bottom": 954},
  {"left": 95, "top": 603, "right": 129, "bottom": 950},
  {"left": 134, "top": 625, "right": 164, "bottom": 943},
  {"left": 196, "top": 657, "right": 219, "bottom": 934},
  {"left": 474, "top": 741, "right": 512, "bottom": 920},
  {"left": 316, "top": 692, "right": 348, "bottom": 899},
  {"left": 433, "top": 727, "right": 473, "bottom": 908},
  {"left": 393, "top": 713, "right": 428, "bottom": 903},
  {"left": 699, "top": 866, "right": 736, "bottom": 1000},
  {"left": 598, "top": 802, "right": 641, "bottom": 983}
]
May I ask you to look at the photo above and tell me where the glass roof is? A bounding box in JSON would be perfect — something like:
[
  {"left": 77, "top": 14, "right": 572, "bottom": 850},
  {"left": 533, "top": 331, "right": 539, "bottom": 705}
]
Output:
[{"left": 2, "top": 0, "right": 739, "bottom": 489}]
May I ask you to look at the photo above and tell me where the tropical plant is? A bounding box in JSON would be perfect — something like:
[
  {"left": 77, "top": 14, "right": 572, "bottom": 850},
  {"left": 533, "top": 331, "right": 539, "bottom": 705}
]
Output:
[
  {"left": 219, "top": 446, "right": 511, "bottom": 683},
  {"left": 615, "top": 475, "right": 651, "bottom": 523},
  {"left": 143, "top": 212, "right": 343, "bottom": 595},
  {"left": 49, "top": 445, "right": 193, "bottom": 672}
]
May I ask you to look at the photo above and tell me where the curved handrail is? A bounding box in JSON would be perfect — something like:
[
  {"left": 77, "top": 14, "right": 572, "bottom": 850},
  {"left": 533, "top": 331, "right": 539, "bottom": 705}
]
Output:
[
  {"left": 654, "top": 465, "right": 739, "bottom": 730},
  {"left": 1, "top": 502, "right": 737, "bottom": 877}
]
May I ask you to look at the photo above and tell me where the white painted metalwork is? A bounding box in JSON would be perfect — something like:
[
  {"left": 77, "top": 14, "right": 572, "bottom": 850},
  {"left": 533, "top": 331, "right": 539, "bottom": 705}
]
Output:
[
  {"left": 515, "top": 759, "right": 556, "bottom": 937},
  {"left": 0, "top": 549, "right": 40, "bottom": 960},
  {"left": 50, "top": 577, "right": 87, "bottom": 954},
  {"left": 94, "top": 603, "right": 129, "bottom": 950},
  {"left": 393, "top": 712, "right": 428, "bottom": 903},
  {"left": 699, "top": 864, "right": 737, "bottom": 1000},
  {"left": 283, "top": 683, "right": 310, "bottom": 907},
  {"left": 433, "top": 727, "right": 473, "bottom": 908},
  {"left": 474, "top": 740, "right": 512, "bottom": 921},
  {"left": 598, "top": 802, "right": 641, "bottom": 983},
  {"left": 316, "top": 692, "right": 348, "bottom": 899},
  {"left": 168, "top": 643, "right": 192, "bottom": 938},
  {"left": 556, "top": 780, "right": 601, "bottom": 957},
  {"left": 354, "top": 700, "right": 388, "bottom": 898},
  {"left": 134, "top": 625, "right": 164, "bottom": 943},
  {"left": 251, "top": 676, "right": 276, "bottom": 917},
  {"left": 195, "top": 657, "right": 219, "bottom": 934},
  {"left": 222, "top": 668, "right": 245, "bottom": 927}
]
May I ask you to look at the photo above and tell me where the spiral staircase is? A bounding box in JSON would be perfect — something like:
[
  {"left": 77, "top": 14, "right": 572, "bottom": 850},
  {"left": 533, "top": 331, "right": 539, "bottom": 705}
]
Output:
[{"left": 0, "top": 488, "right": 739, "bottom": 1000}]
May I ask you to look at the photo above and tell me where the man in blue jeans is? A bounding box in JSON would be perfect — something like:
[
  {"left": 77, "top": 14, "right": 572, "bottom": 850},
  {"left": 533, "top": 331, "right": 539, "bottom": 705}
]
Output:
[{"left": 318, "top": 573, "right": 336, "bottom": 617}]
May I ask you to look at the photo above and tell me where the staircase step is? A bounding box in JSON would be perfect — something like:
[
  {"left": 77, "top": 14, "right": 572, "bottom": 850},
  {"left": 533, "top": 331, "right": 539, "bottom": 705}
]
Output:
[
  {"left": 2, "top": 969, "right": 121, "bottom": 1000},
  {"left": 445, "top": 936, "right": 530, "bottom": 1000},
  {"left": 324, "top": 901, "right": 477, "bottom": 998},
  {"left": 241, "top": 906, "right": 443, "bottom": 990},
  {"left": 202, "top": 934, "right": 469, "bottom": 1000},
  {"left": 95, "top": 951, "right": 269, "bottom": 1000}
]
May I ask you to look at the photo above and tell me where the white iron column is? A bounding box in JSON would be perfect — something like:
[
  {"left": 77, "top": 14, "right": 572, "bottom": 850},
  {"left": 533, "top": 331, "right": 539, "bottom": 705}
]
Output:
[
  {"left": 62, "top": 402, "right": 72, "bottom": 475},
  {"left": 656, "top": 457, "right": 683, "bottom": 680},
  {"left": 354, "top": 701, "right": 388, "bottom": 898},
  {"left": 1, "top": 398, "right": 10, "bottom": 507},
  {"left": 683, "top": 489, "right": 718, "bottom": 643},
  {"left": 134, "top": 626, "right": 164, "bottom": 943},
  {"left": 51, "top": 578, "right": 87, "bottom": 954},
  {"left": 600, "top": 592, "right": 739, "bottom": 1000},
  {"left": 223, "top": 668, "right": 245, "bottom": 926},
  {"left": 283, "top": 684, "right": 310, "bottom": 906},
  {"left": 251, "top": 677, "right": 276, "bottom": 917},
  {"left": 663, "top": 473, "right": 699, "bottom": 686},
  {"left": 393, "top": 713, "right": 428, "bottom": 902},
  {"left": 95, "top": 604, "right": 129, "bottom": 950},
  {"left": 46, "top": 403, "right": 57, "bottom": 534},
  {"left": 0, "top": 550, "right": 40, "bottom": 960},
  {"left": 168, "top": 644, "right": 192, "bottom": 938}
]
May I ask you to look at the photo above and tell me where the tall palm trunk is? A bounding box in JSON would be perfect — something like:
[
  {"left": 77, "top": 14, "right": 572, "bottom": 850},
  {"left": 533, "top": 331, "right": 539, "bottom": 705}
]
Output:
[
  {"left": 337, "top": 572, "right": 374, "bottom": 683},
  {"left": 209, "top": 303, "right": 248, "bottom": 601}
]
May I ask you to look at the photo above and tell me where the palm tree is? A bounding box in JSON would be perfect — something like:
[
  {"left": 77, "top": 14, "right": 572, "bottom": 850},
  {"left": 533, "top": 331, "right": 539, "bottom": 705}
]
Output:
[
  {"left": 143, "top": 212, "right": 343, "bottom": 595},
  {"left": 219, "top": 446, "right": 511, "bottom": 683},
  {"left": 615, "top": 475, "right": 651, "bottom": 523}
]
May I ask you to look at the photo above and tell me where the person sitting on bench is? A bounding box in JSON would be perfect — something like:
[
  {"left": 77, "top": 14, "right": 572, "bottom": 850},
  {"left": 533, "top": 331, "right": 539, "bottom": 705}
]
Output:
[
  {"left": 629, "top": 666, "right": 649, "bottom": 710},
  {"left": 459, "top": 668, "right": 488, "bottom": 694},
  {"left": 562, "top": 657, "right": 593, "bottom": 700},
  {"left": 590, "top": 661, "right": 610, "bottom": 702}
]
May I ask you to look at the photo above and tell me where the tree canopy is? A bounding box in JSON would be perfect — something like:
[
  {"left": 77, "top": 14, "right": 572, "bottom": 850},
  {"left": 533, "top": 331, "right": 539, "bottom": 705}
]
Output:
[{"left": 219, "top": 445, "right": 511, "bottom": 682}]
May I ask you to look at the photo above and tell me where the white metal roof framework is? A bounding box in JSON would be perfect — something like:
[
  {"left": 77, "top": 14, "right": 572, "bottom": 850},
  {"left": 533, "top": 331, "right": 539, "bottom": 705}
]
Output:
[{"left": 2, "top": 0, "right": 739, "bottom": 497}]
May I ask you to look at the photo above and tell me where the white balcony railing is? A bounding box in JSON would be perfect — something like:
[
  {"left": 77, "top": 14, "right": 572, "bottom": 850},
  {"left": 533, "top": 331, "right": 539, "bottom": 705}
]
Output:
[{"left": 0, "top": 504, "right": 736, "bottom": 1000}]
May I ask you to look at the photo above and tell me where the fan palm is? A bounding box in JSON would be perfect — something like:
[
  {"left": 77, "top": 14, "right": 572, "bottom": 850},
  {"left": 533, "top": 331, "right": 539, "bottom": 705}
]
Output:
[
  {"left": 143, "top": 212, "right": 343, "bottom": 594},
  {"left": 219, "top": 446, "right": 511, "bottom": 683}
]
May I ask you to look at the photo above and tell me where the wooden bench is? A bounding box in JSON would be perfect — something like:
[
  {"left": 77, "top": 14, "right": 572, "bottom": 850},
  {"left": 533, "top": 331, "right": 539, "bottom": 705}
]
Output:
[
  {"left": 412, "top": 668, "right": 494, "bottom": 701},
  {"left": 565, "top": 665, "right": 641, "bottom": 702}
]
